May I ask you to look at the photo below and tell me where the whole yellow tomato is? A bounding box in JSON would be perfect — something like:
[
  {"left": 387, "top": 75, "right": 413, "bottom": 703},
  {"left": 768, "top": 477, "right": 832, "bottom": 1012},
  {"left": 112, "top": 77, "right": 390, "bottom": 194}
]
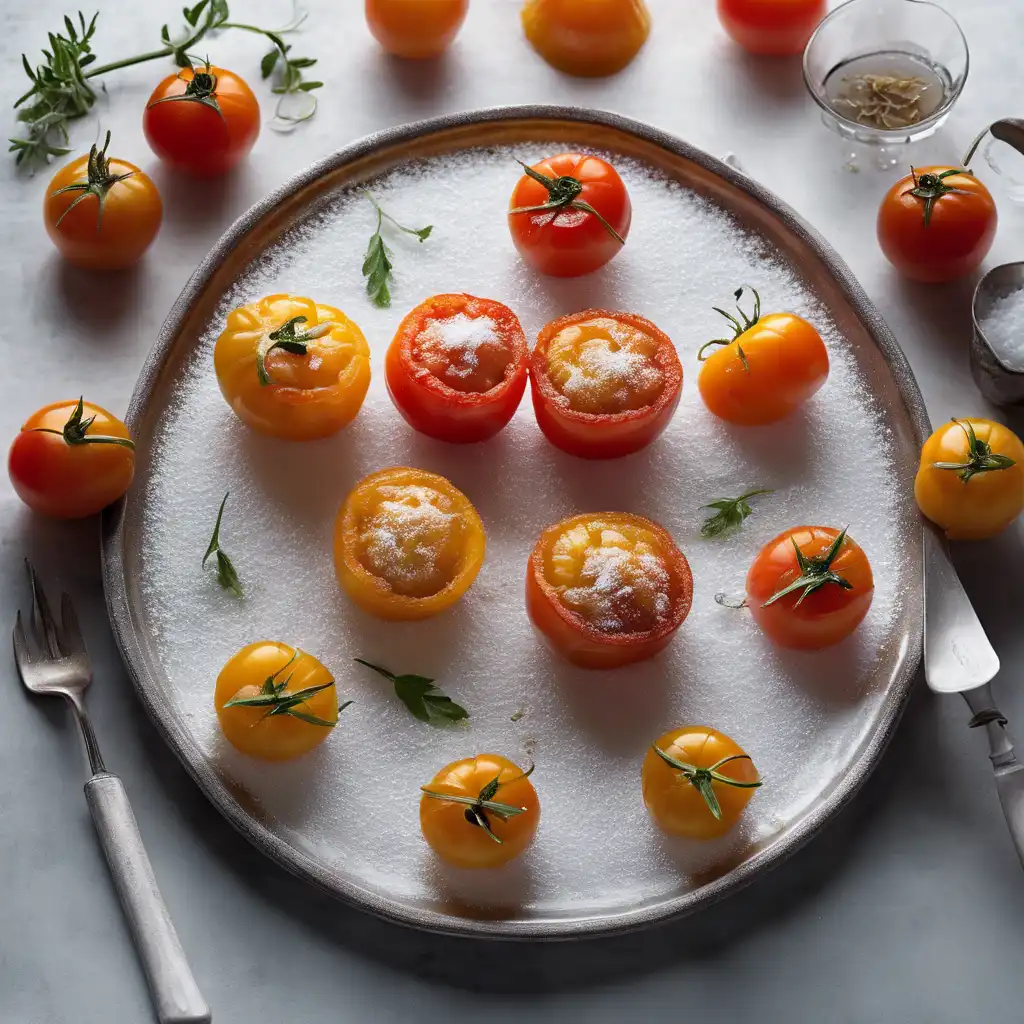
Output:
[
  {"left": 420, "top": 754, "right": 540, "bottom": 868},
  {"left": 915, "top": 418, "right": 1024, "bottom": 540},
  {"left": 334, "top": 466, "right": 486, "bottom": 620},
  {"left": 214, "top": 641, "right": 348, "bottom": 761},
  {"left": 214, "top": 294, "right": 371, "bottom": 440},
  {"left": 641, "top": 726, "right": 761, "bottom": 839},
  {"left": 522, "top": 0, "right": 651, "bottom": 76}
]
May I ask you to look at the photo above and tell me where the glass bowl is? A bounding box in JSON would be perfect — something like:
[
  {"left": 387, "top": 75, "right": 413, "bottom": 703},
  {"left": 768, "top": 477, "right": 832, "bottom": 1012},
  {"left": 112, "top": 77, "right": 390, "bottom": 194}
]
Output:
[{"left": 803, "top": 0, "right": 969, "bottom": 164}]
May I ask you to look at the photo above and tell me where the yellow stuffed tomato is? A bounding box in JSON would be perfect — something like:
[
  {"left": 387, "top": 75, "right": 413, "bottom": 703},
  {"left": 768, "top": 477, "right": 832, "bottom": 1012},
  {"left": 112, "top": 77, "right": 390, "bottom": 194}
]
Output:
[
  {"left": 214, "top": 293, "right": 371, "bottom": 440},
  {"left": 333, "top": 466, "right": 486, "bottom": 620}
]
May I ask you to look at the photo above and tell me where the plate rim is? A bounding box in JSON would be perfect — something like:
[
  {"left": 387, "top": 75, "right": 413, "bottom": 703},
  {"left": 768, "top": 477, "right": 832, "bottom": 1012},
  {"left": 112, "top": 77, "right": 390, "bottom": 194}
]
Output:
[{"left": 101, "top": 104, "right": 931, "bottom": 940}]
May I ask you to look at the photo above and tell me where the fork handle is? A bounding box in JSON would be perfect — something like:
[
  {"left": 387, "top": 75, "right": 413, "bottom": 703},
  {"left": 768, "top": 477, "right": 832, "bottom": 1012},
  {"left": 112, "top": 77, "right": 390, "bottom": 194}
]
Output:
[{"left": 85, "top": 772, "right": 211, "bottom": 1024}]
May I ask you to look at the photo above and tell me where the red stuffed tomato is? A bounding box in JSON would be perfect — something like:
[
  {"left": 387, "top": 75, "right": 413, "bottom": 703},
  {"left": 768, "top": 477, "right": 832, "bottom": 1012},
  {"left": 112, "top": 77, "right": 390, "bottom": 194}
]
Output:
[
  {"left": 508, "top": 153, "right": 631, "bottom": 277},
  {"left": 385, "top": 293, "right": 529, "bottom": 443},
  {"left": 143, "top": 63, "right": 260, "bottom": 177},
  {"left": 530, "top": 309, "right": 682, "bottom": 459},
  {"left": 527, "top": 512, "right": 693, "bottom": 669},
  {"left": 746, "top": 526, "right": 874, "bottom": 650}
]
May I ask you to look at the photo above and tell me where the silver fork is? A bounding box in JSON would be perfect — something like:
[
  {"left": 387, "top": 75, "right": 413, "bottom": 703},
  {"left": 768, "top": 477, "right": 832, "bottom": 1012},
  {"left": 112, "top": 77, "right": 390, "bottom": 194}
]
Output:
[{"left": 13, "top": 563, "right": 211, "bottom": 1024}]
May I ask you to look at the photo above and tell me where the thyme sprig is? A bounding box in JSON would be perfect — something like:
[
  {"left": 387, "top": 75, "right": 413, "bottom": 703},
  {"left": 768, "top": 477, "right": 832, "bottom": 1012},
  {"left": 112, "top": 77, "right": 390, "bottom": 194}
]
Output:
[
  {"left": 701, "top": 488, "right": 773, "bottom": 538},
  {"left": 421, "top": 765, "right": 534, "bottom": 844},
  {"left": 355, "top": 659, "right": 467, "bottom": 723},
  {"left": 11, "top": 1, "right": 320, "bottom": 171},
  {"left": 697, "top": 286, "right": 761, "bottom": 371},
  {"left": 762, "top": 528, "right": 853, "bottom": 608},
  {"left": 932, "top": 419, "right": 1017, "bottom": 482},
  {"left": 361, "top": 191, "right": 433, "bottom": 308},
  {"left": 202, "top": 492, "right": 242, "bottom": 596},
  {"left": 223, "top": 650, "right": 349, "bottom": 726},
  {"left": 29, "top": 396, "right": 135, "bottom": 450},
  {"left": 650, "top": 745, "right": 761, "bottom": 820}
]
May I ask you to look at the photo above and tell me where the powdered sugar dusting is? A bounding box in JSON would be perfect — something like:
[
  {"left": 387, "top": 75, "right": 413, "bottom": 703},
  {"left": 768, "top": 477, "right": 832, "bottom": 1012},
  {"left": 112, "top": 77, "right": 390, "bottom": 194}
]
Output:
[
  {"left": 417, "top": 312, "right": 506, "bottom": 389},
  {"left": 131, "top": 143, "right": 919, "bottom": 922}
]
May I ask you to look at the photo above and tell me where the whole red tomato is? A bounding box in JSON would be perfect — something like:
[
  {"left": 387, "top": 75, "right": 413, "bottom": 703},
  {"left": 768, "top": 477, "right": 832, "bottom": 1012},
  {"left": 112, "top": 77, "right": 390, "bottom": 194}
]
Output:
[
  {"left": 9, "top": 399, "right": 135, "bottom": 519},
  {"left": 385, "top": 293, "right": 529, "bottom": 443},
  {"left": 746, "top": 526, "right": 874, "bottom": 650},
  {"left": 143, "top": 63, "right": 260, "bottom": 177},
  {"left": 877, "top": 166, "right": 997, "bottom": 283},
  {"left": 717, "top": 0, "right": 826, "bottom": 55},
  {"left": 508, "top": 153, "right": 631, "bottom": 277}
]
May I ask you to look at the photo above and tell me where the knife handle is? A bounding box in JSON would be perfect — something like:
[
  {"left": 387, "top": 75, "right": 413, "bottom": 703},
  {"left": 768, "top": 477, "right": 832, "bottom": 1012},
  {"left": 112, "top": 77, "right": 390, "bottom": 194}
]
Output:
[{"left": 962, "top": 684, "right": 1024, "bottom": 870}]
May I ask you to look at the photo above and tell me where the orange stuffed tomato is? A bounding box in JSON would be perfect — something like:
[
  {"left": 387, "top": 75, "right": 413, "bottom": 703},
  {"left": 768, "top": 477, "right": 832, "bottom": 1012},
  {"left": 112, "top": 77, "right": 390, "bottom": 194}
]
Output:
[
  {"left": 527, "top": 512, "right": 692, "bottom": 668},
  {"left": 214, "top": 294, "right": 371, "bottom": 441},
  {"left": 385, "top": 293, "right": 528, "bottom": 443},
  {"left": 697, "top": 287, "right": 828, "bottom": 426},
  {"left": 420, "top": 754, "right": 540, "bottom": 868},
  {"left": 214, "top": 641, "right": 348, "bottom": 761},
  {"left": 334, "top": 467, "right": 485, "bottom": 620},
  {"left": 642, "top": 725, "right": 762, "bottom": 839},
  {"left": 746, "top": 526, "right": 874, "bottom": 650},
  {"left": 530, "top": 310, "right": 682, "bottom": 458},
  {"left": 521, "top": 0, "right": 651, "bottom": 77}
]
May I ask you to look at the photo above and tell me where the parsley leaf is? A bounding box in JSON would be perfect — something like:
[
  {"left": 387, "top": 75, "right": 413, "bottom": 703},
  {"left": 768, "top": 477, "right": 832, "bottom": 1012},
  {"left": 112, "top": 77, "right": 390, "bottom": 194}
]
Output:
[
  {"left": 701, "top": 488, "right": 773, "bottom": 538},
  {"left": 360, "top": 191, "right": 432, "bottom": 308},
  {"left": 355, "top": 659, "right": 468, "bottom": 723}
]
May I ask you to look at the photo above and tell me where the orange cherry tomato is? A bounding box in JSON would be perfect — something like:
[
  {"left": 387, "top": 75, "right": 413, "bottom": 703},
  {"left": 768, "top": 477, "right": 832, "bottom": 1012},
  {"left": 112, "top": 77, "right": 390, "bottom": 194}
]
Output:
[
  {"left": 642, "top": 726, "right": 761, "bottom": 839},
  {"left": 914, "top": 418, "right": 1024, "bottom": 540},
  {"left": 697, "top": 287, "right": 828, "bottom": 426},
  {"left": 877, "top": 167, "right": 997, "bottom": 284},
  {"left": 530, "top": 309, "right": 682, "bottom": 459},
  {"left": 508, "top": 153, "right": 631, "bottom": 278},
  {"left": 716, "top": 0, "right": 826, "bottom": 56},
  {"left": 527, "top": 512, "right": 693, "bottom": 669},
  {"left": 746, "top": 526, "right": 874, "bottom": 650},
  {"left": 365, "top": 0, "right": 469, "bottom": 59},
  {"left": 214, "top": 641, "right": 346, "bottom": 762},
  {"left": 334, "top": 467, "right": 486, "bottom": 621},
  {"left": 420, "top": 754, "right": 540, "bottom": 868},
  {"left": 385, "top": 293, "right": 529, "bottom": 443},
  {"left": 9, "top": 399, "right": 135, "bottom": 519},
  {"left": 43, "top": 134, "right": 162, "bottom": 271},
  {"left": 214, "top": 294, "right": 371, "bottom": 441},
  {"left": 143, "top": 64, "right": 260, "bottom": 177},
  {"left": 521, "top": 0, "right": 651, "bottom": 77}
]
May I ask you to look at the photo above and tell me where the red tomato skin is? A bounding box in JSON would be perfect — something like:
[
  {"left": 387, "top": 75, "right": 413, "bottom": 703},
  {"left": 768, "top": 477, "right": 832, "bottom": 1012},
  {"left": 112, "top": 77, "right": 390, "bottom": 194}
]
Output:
[
  {"left": 746, "top": 527, "right": 874, "bottom": 650},
  {"left": 385, "top": 294, "right": 529, "bottom": 443},
  {"left": 876, "top": 167, "right": 998, "bottom": 284},
  {"left": 529, "top": 310, "right": 682, "bottom": 459},
  {"left": 143, "top": 67, "right": 260, "bottom": 177},
  {"left": 8, "top": 402, "right": 134, "bottom": 519},
  {"left": 717, "top": 0, "right": 826, "bottom": 55},
  {"left": 508, "top": 154, "right": 631, "bottom": 278}
]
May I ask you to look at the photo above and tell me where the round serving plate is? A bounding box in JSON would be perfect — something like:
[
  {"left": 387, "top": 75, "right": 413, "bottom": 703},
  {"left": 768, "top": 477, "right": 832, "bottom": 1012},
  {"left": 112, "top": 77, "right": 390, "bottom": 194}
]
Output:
[{"left": 102, "top": 106, "right": 930, "bottom": 940}]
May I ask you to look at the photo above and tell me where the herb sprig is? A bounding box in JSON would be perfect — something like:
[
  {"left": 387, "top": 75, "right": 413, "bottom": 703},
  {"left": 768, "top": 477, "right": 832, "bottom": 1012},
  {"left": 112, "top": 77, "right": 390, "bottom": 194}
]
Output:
[
  {"left": 361, "top": 191, "right": 432, "bottom": 308},
  {"left": 203, "top": 492, "right": 242, "bottom": 596},
  {"left": 11, "top": 1, "right": 321, "bottom": 171},
  {"left": 701, "top": 488, "right": 773, "bottom": 538},
  {"left": 355, "top": 659, "right": 467, "bottom": 723}
]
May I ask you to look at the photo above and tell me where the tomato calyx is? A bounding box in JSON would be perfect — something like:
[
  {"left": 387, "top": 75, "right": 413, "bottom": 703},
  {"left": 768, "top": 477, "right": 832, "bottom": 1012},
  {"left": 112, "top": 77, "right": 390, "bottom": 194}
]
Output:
[
  {"left": 146, "top": 57, "right": 224, "bottom": 118},
  {"left": 932, "top": 419, "right": 1017, "bottom": 482},
  {"left": 650, "top": 745, "right": 762, "bottom": 820},
  {"left": 420, "top": 764, "right": 535, "bottom": 845},
  {"left": 509, "top": 160, "right": 626, "bottom": 246},
  {"left": 256, "top": 315, "right": 337, "bottom": 386},
  {"left": 28, "top": 397, "right": 135, "bottom": 451},
  {"left": 697, "top": 286, "right": 762, "bottom": 372},
  {"left": 762, "top": 528, "right": 853, "bottom": 608},
  {"left": 50, "top": 132, "right": 135, "bottom": 231},
  {"left": 222, "top": 651, "right": 350, "bottom": 726},
  {"left": 907, "top": 167, "right": 975, "bottom": 228}
]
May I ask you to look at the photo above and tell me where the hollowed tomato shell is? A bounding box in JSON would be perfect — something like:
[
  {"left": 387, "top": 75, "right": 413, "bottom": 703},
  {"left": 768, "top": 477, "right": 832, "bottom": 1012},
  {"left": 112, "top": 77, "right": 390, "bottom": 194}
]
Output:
[
  {"left": 385, "top": 293, "right": 529, "bottom": 443},
  {"left": 529, "top": 309, "right": 682, "bottom": 459},
  {"left": 525, "top": 512, "right": 693, "bottom": 669}
]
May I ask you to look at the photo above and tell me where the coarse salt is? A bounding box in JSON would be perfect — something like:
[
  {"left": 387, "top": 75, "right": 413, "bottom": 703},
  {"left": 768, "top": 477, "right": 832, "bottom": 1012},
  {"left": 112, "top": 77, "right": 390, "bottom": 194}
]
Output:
[{"left": 980, "top": 287, "right": 1024, "bottom": 371}]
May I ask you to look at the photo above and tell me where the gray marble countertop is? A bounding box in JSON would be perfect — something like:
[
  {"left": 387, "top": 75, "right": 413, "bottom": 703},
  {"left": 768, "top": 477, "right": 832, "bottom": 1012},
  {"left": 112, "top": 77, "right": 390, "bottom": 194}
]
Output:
[{"left": 4, "top": 1, "right": 1024, "bottom": 1021}]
